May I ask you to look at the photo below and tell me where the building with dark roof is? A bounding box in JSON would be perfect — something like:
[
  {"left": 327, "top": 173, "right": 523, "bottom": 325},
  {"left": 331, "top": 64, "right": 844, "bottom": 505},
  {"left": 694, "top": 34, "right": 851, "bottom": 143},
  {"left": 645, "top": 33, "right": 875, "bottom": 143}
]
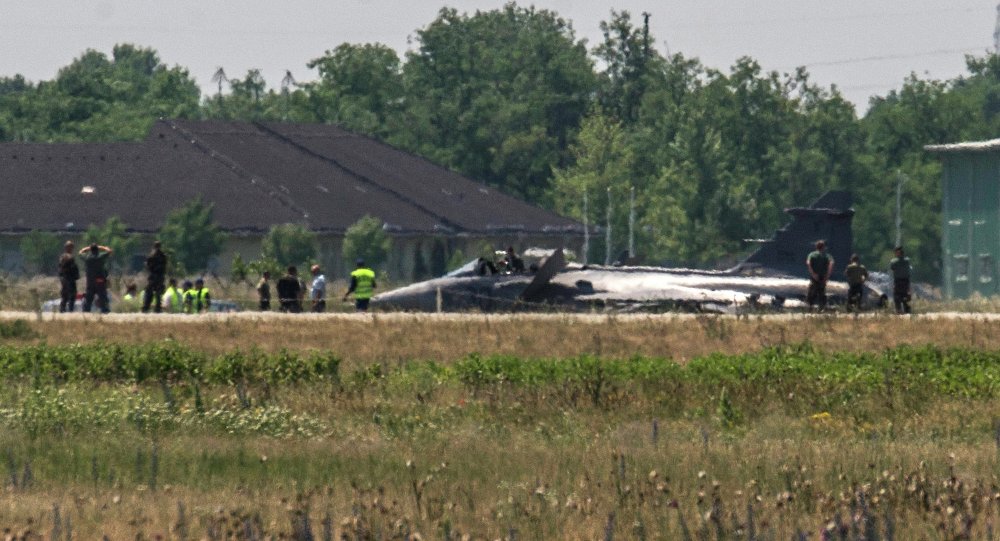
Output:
[{"left": 0, "top": 119, "right": 584, "bottom": 279}]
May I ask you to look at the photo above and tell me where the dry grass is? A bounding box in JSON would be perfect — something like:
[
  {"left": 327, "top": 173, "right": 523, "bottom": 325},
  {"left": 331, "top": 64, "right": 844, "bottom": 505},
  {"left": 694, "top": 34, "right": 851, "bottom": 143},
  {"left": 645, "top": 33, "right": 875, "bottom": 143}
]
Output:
[
  {"left": 1, "top": 313, "right": 1000, "bottom": 536},
  {"left": 4, "top": 313, "right": 1000, "bottom": 369}
]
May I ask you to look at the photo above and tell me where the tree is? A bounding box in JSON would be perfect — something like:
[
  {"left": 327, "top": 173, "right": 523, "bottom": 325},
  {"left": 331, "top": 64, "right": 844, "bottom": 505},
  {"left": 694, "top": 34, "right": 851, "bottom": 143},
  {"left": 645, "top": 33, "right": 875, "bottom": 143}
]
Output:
[
  {"left": 305, "top": 43, "right": 404, "bottom": 137},
  {"left": 261, "top": 223, "right": 317, "bottom": 268},
  {"left": 550, "top": 111, "right": 635, "bottom": 263},
  {"left": 400, "top": 4, "right": 597, "bottom": 202},
  {"left": 158, "top": 198, "right": 227, "bottom": 274},
  {"left": 19, "top": 231, "right": 62, "bottom": 275},
  {"left": 342, "top": 216, "right": 391, "bottom": 271},
  {"left": 83, "top": 216, "right": 139, "bottom": 272}
]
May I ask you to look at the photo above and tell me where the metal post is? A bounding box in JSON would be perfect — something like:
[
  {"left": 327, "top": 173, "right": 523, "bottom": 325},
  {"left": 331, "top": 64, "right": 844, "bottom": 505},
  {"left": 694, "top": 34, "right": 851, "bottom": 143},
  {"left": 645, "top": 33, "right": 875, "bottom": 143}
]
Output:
[
  {"left": 628, "top": 186, "right": 635, "bottom": 260},
  {"left": 605, "top": 187, "right": 613, "bottom": 265},
  {"left": 895, "top": 170, "right": 908, "bottom": 247},
  {"left": 582, "top": 190, "right": 589, "bottom": 264}
]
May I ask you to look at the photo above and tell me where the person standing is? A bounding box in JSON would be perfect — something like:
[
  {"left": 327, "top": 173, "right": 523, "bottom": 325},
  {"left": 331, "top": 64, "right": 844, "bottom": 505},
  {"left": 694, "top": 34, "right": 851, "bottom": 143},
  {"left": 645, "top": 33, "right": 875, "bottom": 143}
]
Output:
[
  {"left": 309, "top": 264, "right": 327, "bottom": 313},
  {"left": 276, "top": 266, "right": 302, "bottom": 313},
  {"left": 183, "top": 277, "right": 211, "bottom": 314},
  {"left": 256, "top": 271, "right": 272, "bottom": 311},
  {"left": 161, "top": 278, "right": 182, "bottom": 313},
  {"left": 843, "top": 254, "right": 869, "bottom": 312},
  {"left": 57, "top": 241, "right": 80, "bottom": 313},
  {"left": 141, "top": 240, "right": 168, "bottom": 313},
  {"left": 342, "top": 259, "right": 376, "bottom": 312},
  {"left": 889, "top": 246, "right": 912, "bottom": 314},
  {"left": 805, "top": 240, "right": 834, "bottom": 311},
  {"left": 80, "top": 243, "right": 113, "bottom": 313}
]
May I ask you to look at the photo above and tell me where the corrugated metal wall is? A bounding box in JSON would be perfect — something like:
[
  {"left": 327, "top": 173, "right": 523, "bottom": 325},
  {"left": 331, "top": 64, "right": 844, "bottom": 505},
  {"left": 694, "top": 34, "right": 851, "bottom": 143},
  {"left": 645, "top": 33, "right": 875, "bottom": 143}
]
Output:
[{"left": 942, "top": 152, "right": 1000, "bottom": 298}]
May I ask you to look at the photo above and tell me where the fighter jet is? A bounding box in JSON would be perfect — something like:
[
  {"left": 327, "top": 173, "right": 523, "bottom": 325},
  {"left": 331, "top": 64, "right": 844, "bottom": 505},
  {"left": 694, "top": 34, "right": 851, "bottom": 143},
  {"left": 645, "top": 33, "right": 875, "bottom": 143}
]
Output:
[{"left": 371, "top": 191, "right": 887, "bottom": 313}]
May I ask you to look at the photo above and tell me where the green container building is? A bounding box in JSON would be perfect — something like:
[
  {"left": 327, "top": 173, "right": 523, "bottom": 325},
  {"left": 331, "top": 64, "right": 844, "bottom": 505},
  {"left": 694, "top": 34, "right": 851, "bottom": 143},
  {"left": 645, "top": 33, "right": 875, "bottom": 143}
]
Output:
[{"left": 926, "top": 139, "right": 1000, "bottom": 298}]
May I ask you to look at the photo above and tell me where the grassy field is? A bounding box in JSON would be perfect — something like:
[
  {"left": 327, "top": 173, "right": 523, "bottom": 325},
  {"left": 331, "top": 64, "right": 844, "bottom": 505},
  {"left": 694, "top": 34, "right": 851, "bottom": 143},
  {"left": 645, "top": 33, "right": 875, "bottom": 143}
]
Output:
[{"left": 1, "top": 316, "right": 1000, "bottom": 538}]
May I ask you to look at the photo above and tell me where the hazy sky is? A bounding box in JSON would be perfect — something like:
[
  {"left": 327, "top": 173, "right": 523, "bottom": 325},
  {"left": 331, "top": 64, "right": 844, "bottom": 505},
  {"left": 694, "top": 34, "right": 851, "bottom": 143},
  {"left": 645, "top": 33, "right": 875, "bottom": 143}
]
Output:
[{"left": 1, "top": 1, "right": 996, "bottom": 113}]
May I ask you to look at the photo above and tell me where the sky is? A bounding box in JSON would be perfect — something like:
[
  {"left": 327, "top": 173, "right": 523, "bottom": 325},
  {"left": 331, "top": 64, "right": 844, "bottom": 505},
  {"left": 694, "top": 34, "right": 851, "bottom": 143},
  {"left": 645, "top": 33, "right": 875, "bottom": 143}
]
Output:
[{"left": 1, "top": 1, "right": 997, "bottom": 114}]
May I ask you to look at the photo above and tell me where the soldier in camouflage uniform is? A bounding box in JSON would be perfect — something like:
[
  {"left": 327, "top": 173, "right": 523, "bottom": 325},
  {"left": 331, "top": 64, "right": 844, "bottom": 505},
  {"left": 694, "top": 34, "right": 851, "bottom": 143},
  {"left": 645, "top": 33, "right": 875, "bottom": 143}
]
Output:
[{"left": 843, "top": 254, "right": 868, "bottom": 312}]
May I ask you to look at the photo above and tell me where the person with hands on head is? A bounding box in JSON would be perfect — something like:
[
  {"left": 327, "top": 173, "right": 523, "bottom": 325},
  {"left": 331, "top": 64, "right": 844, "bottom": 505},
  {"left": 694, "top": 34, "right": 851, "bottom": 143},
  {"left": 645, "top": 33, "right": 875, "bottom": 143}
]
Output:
[{"left": 79, "top": 243, "right": 113, "bottom": 313}]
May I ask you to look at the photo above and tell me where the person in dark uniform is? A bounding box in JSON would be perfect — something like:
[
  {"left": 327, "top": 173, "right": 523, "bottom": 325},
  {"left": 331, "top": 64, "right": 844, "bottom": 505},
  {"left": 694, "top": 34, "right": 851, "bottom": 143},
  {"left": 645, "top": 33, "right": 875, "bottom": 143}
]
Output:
[
  {"left": 843, "top": 254, "right": 869, "bottom": 312},
  {"left": 505, "top": 246, "right": 525, "bottom": 274},
  {"left": 57, "top": 241, "right": 80, "bottom": 313},
  {"left": 805, "top": 240, "right": 834, "bottom": 311},
  {"left": 141, "top": 240, "right": 168, "bottom": 313},
  {"left": 889, "top": 246, "right": 912, "bottom": 314},
  {"left": 80, "top": 243, "right": 113, "bottom": 313},
  {"left": 276, "top": 266, "right": 302, "bottom": 313}
]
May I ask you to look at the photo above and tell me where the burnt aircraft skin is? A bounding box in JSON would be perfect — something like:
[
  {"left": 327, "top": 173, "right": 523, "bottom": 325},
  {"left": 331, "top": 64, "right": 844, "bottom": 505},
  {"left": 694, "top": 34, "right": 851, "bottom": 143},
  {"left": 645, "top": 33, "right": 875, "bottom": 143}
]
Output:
[{"left": 371, "top": 191, "right": 887, "bottom": 313}]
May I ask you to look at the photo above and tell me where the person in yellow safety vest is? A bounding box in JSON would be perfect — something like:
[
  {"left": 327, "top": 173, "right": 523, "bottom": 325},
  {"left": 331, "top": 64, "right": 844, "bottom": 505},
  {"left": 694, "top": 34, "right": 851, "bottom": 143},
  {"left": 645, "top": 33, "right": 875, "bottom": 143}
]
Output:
[
  {"left": 121, "top": 282, "right": 140, "bottom": 311},
  {"left": 161, "top": 278, "right": 182, "bottom": 313},
  {"left": 183, "top": 278, "right": 211, "bottom": 314},
  {"left": 342, "top": 258, "right": 376, "bottom": 312}
]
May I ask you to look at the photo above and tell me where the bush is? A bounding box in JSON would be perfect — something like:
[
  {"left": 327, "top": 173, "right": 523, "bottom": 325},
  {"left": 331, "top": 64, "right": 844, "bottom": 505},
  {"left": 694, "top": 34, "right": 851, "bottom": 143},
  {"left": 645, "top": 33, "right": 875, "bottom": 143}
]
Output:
[{"left": 342, "top": 215, "right": 390, "bottom": 270}]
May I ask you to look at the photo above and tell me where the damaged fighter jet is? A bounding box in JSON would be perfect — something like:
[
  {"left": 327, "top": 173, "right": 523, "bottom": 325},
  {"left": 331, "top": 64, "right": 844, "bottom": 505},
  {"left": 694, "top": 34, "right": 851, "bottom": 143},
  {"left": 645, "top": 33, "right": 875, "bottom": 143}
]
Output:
[{"left": 371, "top": 191, "right": 887, "bottom": 313}]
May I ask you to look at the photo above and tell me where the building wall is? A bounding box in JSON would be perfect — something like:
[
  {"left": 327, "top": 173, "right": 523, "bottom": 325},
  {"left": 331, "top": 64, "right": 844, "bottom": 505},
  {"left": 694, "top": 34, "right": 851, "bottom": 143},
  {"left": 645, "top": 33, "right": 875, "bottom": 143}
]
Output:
[{"left": 941, "top": 152, "right": 1000, "bottom": 299}]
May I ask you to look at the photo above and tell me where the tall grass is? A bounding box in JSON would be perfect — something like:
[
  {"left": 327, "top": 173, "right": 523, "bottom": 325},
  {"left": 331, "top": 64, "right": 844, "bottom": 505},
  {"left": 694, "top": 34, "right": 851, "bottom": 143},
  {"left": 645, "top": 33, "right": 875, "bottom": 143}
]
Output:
[{"left": 0, "top": 344, "right": 999, "bottom": 537}]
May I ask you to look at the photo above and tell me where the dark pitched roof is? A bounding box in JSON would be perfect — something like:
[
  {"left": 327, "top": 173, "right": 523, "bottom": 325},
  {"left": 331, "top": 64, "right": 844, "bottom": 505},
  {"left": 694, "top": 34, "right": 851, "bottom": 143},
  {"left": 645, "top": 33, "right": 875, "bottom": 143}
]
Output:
[{"left": 0, "top": 119, "right": 582, "bottom": 236}]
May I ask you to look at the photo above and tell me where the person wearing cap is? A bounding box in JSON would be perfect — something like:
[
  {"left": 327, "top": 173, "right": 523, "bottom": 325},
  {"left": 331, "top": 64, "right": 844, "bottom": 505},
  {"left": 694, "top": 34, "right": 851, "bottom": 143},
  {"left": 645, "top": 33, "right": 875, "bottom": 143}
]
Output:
[
  {"left": 276, "top": 266, "right": 302, "bottom": 313},
  {"left": 309, "top": 264, "right": 327, "bottom": 313},
  {"left": 57, "top": 240, "right": 80, "bottom": 313},
  {"left": 141, "top": 240, "right": 168, "bottom": 313},
  {"left": 183, "top": 278, "right": 211, "bottom": 314},
  {"left": 79, "top": 243, "right": 113, "bottom": 313},
  {"left": 343, "top": 258, "right": 376, "bottom": 312}
]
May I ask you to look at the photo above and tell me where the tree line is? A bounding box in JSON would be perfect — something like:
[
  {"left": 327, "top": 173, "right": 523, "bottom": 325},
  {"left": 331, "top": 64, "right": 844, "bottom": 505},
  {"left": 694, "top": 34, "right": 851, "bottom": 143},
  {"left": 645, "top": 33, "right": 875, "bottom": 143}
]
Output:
[{"left": 3, "top": 4, "right": 1000, "bottom": 282}]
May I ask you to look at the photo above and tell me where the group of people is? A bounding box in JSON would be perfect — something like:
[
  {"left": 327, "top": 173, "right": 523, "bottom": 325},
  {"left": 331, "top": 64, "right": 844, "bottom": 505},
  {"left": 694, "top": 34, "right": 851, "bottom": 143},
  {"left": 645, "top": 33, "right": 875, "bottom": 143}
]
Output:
[
  {"left": 805, "top": 240, "right": 913, "bottom": 314},
  {"left": 56, "top": 239, "right": 377, "bottom": 314},
  {"left": 253, "top": 259, "right": 376, "bottom": 313},
  {"left": 476, "top": 246, "right": 526, "bottom": 276},
  {"left": 57, "top": 240, "right": 211, "bottom": 314}
]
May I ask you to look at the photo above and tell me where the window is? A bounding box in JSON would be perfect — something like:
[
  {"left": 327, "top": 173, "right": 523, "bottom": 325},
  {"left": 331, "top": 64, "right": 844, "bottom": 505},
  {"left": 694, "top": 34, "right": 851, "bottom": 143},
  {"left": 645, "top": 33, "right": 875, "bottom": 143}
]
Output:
[
  {"left": 954, "top": 254, "right": 969, "bottom": 282},
  {"left": 980, "top": 254, "right": 994, "bottom": 283}
]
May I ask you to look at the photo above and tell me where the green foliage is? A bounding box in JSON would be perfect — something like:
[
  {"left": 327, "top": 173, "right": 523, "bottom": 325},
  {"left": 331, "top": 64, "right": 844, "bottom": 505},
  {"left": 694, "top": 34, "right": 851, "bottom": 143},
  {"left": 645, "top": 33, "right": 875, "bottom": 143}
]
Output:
[
  {"left": 0, "top": 44, "right": 199, "bottom": 142},
  {"left": 0, "top": 320, "right": 35, "bottom": 340},
  {"left": 82, "top": 216, "right": 139, "bottom": 272},
  {"left": 0, "top": 343, "right": 340, "bottom": 385},
  {"left": 305, "top": 43, "right": 404, "bottom": 137},
  {"left": 399, "top": 4, "right": 597, "bottom": 201},
  {"left": 342, "top": 215, "right": 391, "bottom": 270},
  {"left": 18, "top": 231, "right": 62, "bottom": 275},
  {"left": 158, "top": 197, "right": 227, "bottom": 274},
  {"left": 261, "top": 224, "right": 317, "bottom": 268}
]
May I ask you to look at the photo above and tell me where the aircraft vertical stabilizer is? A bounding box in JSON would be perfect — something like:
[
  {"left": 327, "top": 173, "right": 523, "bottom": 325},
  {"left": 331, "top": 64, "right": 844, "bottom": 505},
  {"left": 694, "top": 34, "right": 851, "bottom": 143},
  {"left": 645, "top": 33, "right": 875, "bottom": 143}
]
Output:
[{"left": 733, "top": 191, "right": 854, "bottom": 279}]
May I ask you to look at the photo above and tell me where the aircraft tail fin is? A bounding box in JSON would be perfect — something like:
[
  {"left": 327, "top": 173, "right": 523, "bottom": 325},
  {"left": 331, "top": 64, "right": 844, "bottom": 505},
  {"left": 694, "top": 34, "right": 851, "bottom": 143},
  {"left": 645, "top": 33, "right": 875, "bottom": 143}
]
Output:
[{"left": 733, "top": 191, "right": 854, "bottom": 279}]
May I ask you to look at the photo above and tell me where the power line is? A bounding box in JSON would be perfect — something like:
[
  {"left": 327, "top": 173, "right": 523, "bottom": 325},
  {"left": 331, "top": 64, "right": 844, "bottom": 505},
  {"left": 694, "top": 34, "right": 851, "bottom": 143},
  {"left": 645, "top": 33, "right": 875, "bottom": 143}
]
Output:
[{"left": 778, "top": 46, "right": 987, "bottom": 70}]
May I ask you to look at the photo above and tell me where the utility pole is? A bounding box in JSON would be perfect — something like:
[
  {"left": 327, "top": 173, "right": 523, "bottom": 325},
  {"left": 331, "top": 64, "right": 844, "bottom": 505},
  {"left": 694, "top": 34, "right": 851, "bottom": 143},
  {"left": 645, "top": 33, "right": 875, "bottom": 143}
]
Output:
[
  {"left": 895, "top": 170, "right": 908, "bottom": 247},
  {"left": 605, "top": 187, "right": 613, "bottom": 266},
  {"left": 994, "top": 3, "right": 1000, "bottom": 53},
  {"left": 628, "top": 186, "right": 635, "bottom": 260},
  {"left": 582, "top": 190, "right": 589, "bottom": 265}
]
